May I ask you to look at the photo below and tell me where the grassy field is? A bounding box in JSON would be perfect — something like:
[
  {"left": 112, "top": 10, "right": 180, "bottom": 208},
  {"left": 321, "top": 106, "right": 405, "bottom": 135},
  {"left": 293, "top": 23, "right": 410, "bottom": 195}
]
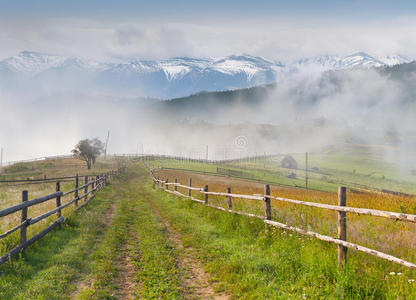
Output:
[
  {"left": 154, "top": 168, "right": 416, "bottom": 263},
  {"left": 146, "top": 143, "right": 416, "bottom": 194},
  {"left": 144, "top": 147, "right": 416, "bottom": 277},
  {"left": 0, "top": 157, "right": 119, "bottom": 262},
  {"left": 146, "top": 161, "right": 416, "bottom": 298},
  {"left": 149, "top": 180, "right": 416, "bottom": 299},
  {"left": 1, "top": 157, "right": 416, "bottom": 298}
]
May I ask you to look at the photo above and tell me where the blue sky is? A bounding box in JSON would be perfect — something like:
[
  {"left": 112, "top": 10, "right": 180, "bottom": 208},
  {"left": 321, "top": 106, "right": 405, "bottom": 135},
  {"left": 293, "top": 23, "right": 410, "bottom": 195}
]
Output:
[
  {"left": 1, "top": 0, "right": 415, "bottom": 21},
  {"left": 0, "top": 0, "right": 415, "bottom": 61}
]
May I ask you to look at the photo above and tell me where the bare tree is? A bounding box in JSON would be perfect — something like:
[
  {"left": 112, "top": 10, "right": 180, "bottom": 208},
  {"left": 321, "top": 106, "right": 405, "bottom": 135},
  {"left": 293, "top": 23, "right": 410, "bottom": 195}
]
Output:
[{"left": 72, "top": 138, "right": 104, "bottom": 169}]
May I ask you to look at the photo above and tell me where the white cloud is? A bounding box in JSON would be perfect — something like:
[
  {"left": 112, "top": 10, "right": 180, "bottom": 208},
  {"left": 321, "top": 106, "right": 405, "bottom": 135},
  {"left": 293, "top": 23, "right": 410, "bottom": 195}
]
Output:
[{"left": 0, "top": 16, "right": 416, "bottom": 62}]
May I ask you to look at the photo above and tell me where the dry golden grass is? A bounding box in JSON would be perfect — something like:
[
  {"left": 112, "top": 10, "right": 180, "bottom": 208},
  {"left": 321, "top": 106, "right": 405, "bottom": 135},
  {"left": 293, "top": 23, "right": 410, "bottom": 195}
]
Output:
[
  {"left": 155, "top": 169, "right": 416, "bottom": 263},
  {"left": 0, "top": 157, "right": 119, "bottom": 249}
]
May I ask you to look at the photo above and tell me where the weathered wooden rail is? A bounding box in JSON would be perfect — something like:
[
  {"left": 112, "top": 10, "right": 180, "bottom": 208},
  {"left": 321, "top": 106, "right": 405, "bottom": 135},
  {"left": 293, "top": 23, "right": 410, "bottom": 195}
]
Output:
[
  {"left": 0, "top": 173, "right": 112, "bottom": 185},
  {"left": 149, "top": 167, "right": 416, "bottom": 270},
  {"left": 0, "top": 167, "right": 125, "bottom": 265}
]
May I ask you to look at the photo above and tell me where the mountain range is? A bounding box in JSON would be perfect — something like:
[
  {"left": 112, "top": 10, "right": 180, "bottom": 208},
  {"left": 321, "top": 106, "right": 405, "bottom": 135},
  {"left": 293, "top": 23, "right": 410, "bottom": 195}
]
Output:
[{"left": 0, "top": 51, "right": 412, "bottom": 99}]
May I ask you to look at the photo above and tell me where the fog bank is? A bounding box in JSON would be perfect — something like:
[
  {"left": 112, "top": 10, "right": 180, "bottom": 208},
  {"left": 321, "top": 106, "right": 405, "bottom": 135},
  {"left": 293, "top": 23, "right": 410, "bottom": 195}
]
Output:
[{"left": 1, "top": 65, "right": 415, "bottom": 171}]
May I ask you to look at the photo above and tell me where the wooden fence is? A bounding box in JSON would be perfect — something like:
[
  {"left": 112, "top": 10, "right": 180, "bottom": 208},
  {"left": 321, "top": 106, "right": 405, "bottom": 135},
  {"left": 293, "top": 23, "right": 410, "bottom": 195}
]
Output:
[
  {"left": 0, "top": 173, "right": 113, "bottom": 186},
  {"left": 0, "top": 167, "right": 125, "bottom": 265},
  {"left": 139, "top": 154, "right": 414, "bottom": 198},
  {"left": 149, "top": 167, "right": 416, "bottom": 270}
]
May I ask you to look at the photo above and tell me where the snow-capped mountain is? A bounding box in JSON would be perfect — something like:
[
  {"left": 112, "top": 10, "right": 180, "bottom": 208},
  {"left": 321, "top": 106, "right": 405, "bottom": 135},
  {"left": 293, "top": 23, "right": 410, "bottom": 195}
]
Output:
[
  {"left": 1, "top": 51, "right": 110, "bottom": 75},
  {"left": 109, "top": 55, "right": 281, "bottom": 81},
  {"left": 376, "top": 54, "right": 411, "bottom": 66},
  {"left": 340, "top": 52, "right": 385, "bottom": 68},
  {"left": 291, "top": 52, "right": 411, "bottom": 72},
  {"left": 0, "top": 51, "right": 412, "bottom": 99},
  {"left": 2, "top": 51, "right": 67, "bottom": 74}
]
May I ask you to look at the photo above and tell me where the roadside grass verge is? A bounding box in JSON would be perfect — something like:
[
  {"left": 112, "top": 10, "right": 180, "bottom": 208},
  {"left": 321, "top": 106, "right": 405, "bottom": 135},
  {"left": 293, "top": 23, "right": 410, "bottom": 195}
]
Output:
[
  {"left": 0, "top": 179, "right": 116, "bottom": 299},
  {"left": 145, "top": 178, "right": 416, "bottom": 299},
  {"left": 155, "top": 168, "right": 416, "bottom": 265},
  {"left": 0, "top": 157, "right": 120, "bottom": 261}
]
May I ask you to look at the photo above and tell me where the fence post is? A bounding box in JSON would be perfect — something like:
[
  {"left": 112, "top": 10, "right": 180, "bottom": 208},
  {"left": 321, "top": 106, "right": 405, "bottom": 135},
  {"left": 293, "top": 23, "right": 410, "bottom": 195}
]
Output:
[
  {"left": 153, "top": 178, "right": 156, "bottom": 189},
  {"left": 227, "top": 187, "right": 232, "bottom": 210},
  {"left": 91, "top": 177, "right": 95, "bottom": 193},
  {"left": 56, "top": 181, "right": 61, "bottom": 219},
  {"left": 166, "top": 179, "right": 169, "bottom": 190},
  {"left": 75, "top": 174, "right": 79, "bottom": 207},
  {"left": 175, "top": 178, "right": 178, "bottom": 191},
  {"left": 204, "top": 185, "right": 208, "bottom": 204},
  {"left": 264, "top": 184, "right": 271, "bottom": 220},
  {"left": 338, "top": 186, "right": 347, "bottom": 268},
  {"left": 157, "top": 176, "right": 160, "bottom": 188},
  {"left": 20, "top": 190, "right": 28, "bottom": 246},
  {"left": 188, "top": 178, "right": 192, "bottom": 197},
  {"left": 96, "top": 175, "right": 99, "bottom": 190},
  {"left": 84, "top": 176, "right": 88, "bottom": 199}
]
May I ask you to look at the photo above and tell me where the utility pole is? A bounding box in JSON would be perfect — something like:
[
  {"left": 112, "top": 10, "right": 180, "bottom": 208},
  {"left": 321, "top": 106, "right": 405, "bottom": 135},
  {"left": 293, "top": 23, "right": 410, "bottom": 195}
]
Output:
[
  {"left": 206, "top": 145, "right": 208, "bottom": 162},
  {"left": 306, "top": 152, "right": 308, "bottom": 189},
  {"left": 104, "top": 130, "right": 110, "bottom": 159},
  {"left": 141, "top": 144, "right": 144, "bottom": 161}
]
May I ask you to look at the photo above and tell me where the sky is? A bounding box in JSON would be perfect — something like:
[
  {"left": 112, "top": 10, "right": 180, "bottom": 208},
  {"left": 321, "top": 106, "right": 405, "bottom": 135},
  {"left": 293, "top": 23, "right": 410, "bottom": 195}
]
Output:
[
  {"left": 1, "top": 0, "right": 416, "bottom": 163},
  {"left": 1, "top": 0, "right": 415, "bottom": 20},
  {"left": 0, "top": 0, "right": 416, "bottom": 61}
]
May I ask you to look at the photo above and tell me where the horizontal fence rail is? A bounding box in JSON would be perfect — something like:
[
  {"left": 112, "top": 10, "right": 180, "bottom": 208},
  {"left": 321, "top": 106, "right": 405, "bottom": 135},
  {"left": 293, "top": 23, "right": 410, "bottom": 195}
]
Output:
[
  {"left": 0, "top": 167, "right": 126, "bottom": 265},
  {"left": 147, "top": 164, "right": 416, "bottom": 270},
  {"left": 0, "top": 173, "right": 114, "bottom": 185}
]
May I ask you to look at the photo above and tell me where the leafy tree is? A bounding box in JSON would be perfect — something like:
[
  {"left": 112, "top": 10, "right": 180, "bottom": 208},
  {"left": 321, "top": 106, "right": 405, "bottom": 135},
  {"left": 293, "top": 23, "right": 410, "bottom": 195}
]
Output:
[{"left": 72, "top": 138, "right": 104, "bottom": 169}]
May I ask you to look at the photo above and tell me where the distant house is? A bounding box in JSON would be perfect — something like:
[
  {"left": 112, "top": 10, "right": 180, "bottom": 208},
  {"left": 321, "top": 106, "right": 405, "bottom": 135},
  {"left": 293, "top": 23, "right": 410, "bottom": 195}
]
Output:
[
  {"left": 281, "top": 155, "right": 298, "bottom": 169},
  {"left": 287, "top": 172, "right": 297, "bottom": 179}
]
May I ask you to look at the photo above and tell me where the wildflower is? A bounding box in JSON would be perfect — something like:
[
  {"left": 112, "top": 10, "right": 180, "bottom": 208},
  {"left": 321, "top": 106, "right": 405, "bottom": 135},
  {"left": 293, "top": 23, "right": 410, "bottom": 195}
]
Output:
[
  {"left": 409, "top": 279, "right": 415, "bottom": 283},
  {"left": 389, "top": 272, "right": 395, "bottom": 275},
  {"left": 398, "top": 272, "right": 402, "bottom": 276}
]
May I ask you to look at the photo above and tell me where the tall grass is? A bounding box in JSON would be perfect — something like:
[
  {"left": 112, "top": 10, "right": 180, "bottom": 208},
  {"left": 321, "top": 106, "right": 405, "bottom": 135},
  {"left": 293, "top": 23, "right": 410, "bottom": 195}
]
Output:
[
  {"left": 0, "top": 157, "right": 119, "bottom": 259},
  {"left": 154, "top": 168, "right": 416, "bottom": 278},
  {"left": 148, "top": 179, "right": 416, "bottom": 299}
]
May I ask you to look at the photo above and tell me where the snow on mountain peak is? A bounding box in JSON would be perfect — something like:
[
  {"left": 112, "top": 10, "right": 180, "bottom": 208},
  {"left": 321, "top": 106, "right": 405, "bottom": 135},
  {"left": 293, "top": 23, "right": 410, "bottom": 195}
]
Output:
[
  {"left": 340, "top": 52, "right": 385, "bottom": 68},
  {"left": 2, "top": 51, "right": 110, "bottom": 74},
  {"left": 209, "top": 55, "right": 278, "bottom": 79},
  {"left": 4, "top": 51, "right": 67, "bottom": 73},
  {"left": 290, "top": 52, "right": 413, "bottom": 73},
  {"left": 375, "top": 54, "right": 412, "bottom": 66},
  {"left": 2, "top": 51, "right": 411, "bottom": 78},
  {"left": 0, "top": 50, "right": 413, "bottom": 99}
]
